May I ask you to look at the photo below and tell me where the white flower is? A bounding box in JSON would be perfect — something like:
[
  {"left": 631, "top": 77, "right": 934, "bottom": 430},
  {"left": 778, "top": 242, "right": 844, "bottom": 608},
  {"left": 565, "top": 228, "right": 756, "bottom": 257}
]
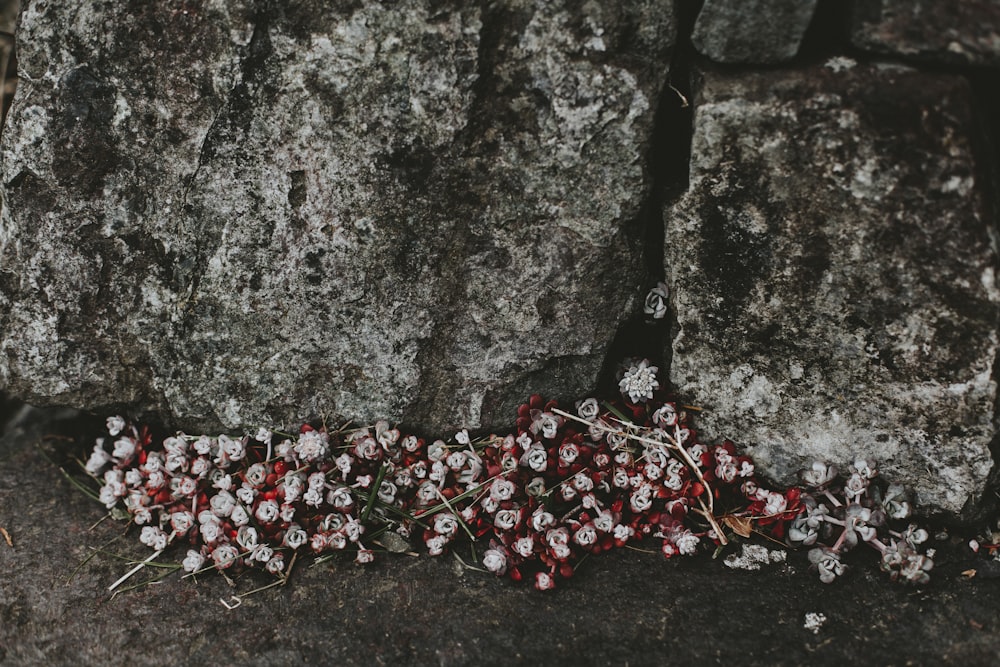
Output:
[
  {"left": 675, "top": 531, "right": 699, "bottom": 555},
  {"left": 251, "top": 544, "right": 274, "bottom": 563},
  {"left": 376, "top": 421, "right": 401, "bottom": 449},
  {"left": 377, "top": 481, "right": 398, "bottom": 504},
  {"left": 254, "top": 427, "right": 272, "bottom": 442},
  {"left": 282, "top": 474, "right": 305, "bottom": 503},
  {"left": 355, "top": 549, "right": 375, "bottom": 564},
  {"left": 283, "top": 525, "right": 308, "bottom": 549},
  {"left": 614, "top": 524, "right": 634, "bottom": 543},
  {"left": 618, "top": 359, "right": 660, "bottom": 403},
  {"left": 255, "top": 499, "right": 280, "bottom": 524},
  {"left": 764, "top": 492, "right": 788, "bottom": 516},
  {"left": 612, "top": 468, "right": 631, "bottom": 489},
  {"left": 525, "top": 476, "right": 546, "bottom": 498},
  {"left": 446, "top": 451, "right": 467, "bottom": 470},
  {"left": 212, "top": 544, "right": 240, "bottom": 570},
  {"left": 514, "top": 536, "right": 535, "bottom": 558},
  {"left": 296, "top": 430, "right": 330, "bottom": 462},
  {"left": 594, "top": 510, "right": 615, "bottom": 533},
  {"left": 190, "top": 456, "right": 211, "bottom": 477},
  {"left": 210, "top": 491, "right": 236, "bottom": 517},
  {"left": 558, "top": 442, "right": 579, "bottom": 465},
  {"left": 236, "top": 525, "right": 259, "bottom": 550},
  {"left": 125, "top": 469, "right": 144, "bottom": 487},
  {"left": 454, "top": 429, "right": 471, "bottom": 446},
  {"left": 427, "top": 440, "right": 448, "bottom": 462},
  {"left": 495, "top": 509, "right": 521, "bottom": 531},
  {"left": 139, "top": 526, "right": 169, "bottom": 551},
  {"left": 163, "top": 436, "right": 187, "bottom": 456},
  {"left": 194, "top": 435, "right": 213, "bottom": 455},
  {"left": 230, "top": 504, "right": 250, "bottom": 526},
  {"left": 217, "top": 435, "right": 246, "bottom": 464},
  {"left": 643, "top": 282, "right": 669, "bottom": 319},
  {"left": 112, "top": 437, "right": 137, "bottom": 462},
  {"left": 200, "top": 518, "right": 223, "bottom": 544},
  {"left": 426, "top": 534, "right": 447, "bottom": 556},
  {"left": 529, "top": 511, "right": 555, "bottom": 532},
  {"left": 170, "top": 511, "right": 196, "bottom": 535},
  {"left": 236, "top": 485, "right": 257, "bottom": 505},
  {"left": 483, "top": 549, "right": 507, "bottom": 575},
  {"left": 328, "top": 486, "right": 354, "bottom": 509},
  {"left": 245, "top": 463, "right": 268, "bottom": 488},
  {"left": 280, "top": 503, "right": 296, "bottom": 523},
  {"left": 652, "top": 404, "right": 678, "bottom": 428},
  {"left": 183, "top": 549, "right": 206, "bottom": 573},
  {"left": 401, "top": 435, "right": 421, "bottom": 452},
  {"left": 275, "top": 439, "right": 293, "bottom": 460},
  {"left": 85, "top": 442, "right": 111, "bottom": 475},
  {"left": 335, "top": 453, "right": 353, "bottom": 477},
  {"left": 490, "top": 478, "right": 516, "bottom": 502},
  {"left": 106, "top": 416, "right": 127, "bottom": 437},
  {"left": 572, "top": 472, "right": 594, "bottom": 492},
  {"left": 629, "top": 484, "right": 654, "bottom": 513},
  {"left": 574, "top": 524, "right": 598, "bottom": 547},
  {"left": 211, "top": 470, "right": 233, "bottom": 492},
  {"left": 520, "top": 442, "right": 548, "bottom": 472},
  {"left": 481, "top": 496, "right": 500, "bottom": 514},
  {"left": 433, "top": 513, "right": 459, "bottom": 537},
  {"left": 576, "top": 398, "right": 600, "bottom": 421},
  {"left": 266, "top": 553, "right": 285, "bottom": 574}
]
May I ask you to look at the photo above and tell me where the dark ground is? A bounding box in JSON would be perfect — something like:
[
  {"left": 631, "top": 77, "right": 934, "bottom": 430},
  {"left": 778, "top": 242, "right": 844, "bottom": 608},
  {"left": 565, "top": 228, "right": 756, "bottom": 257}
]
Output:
[{"left": 1, "top": 405, "right": 1000, "bottom": 667}]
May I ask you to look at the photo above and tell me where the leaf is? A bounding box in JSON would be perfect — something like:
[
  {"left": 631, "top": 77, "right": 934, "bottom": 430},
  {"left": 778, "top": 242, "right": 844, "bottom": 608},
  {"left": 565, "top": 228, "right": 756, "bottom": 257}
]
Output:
[{"left": 723, "top": 515, "right": 753, "bottom": 538}]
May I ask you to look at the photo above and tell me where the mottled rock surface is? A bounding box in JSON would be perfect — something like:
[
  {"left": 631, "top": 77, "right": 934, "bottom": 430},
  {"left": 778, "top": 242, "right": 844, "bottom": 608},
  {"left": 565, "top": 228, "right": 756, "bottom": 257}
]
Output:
[
  {"left": 851, "top": 0, "right": 1000, "bottom": 67},
  {"left": 0, "top": 0, "right": 674, "bottom": 434},
  {"left": 666, "top": 61, "right": 999, "bottom": 517},
  {"left": 691, "top": 0, "right": 818, "bottom": 64}
]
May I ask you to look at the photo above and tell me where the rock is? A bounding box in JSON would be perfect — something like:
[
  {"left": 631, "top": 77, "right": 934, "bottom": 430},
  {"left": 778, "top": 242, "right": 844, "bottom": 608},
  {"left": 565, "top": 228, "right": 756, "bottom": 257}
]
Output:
[
  {"left": 0, "top": 1, "right": 675, "bottom": 433},
  {"left": 691, "top": 0, "right": 818, "bottom": 64},
  {"left": 666, "top": 61, "right": 999, "bottom": 517},
  {"left": 850, "top": 0, "right": 1000, "bottom": 67}
]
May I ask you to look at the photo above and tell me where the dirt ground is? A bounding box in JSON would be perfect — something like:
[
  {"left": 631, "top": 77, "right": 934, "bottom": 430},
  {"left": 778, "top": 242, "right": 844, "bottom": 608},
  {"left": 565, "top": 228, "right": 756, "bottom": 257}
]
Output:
[{"left": 1, "top": 405, "right": 999, "bottom": 666}]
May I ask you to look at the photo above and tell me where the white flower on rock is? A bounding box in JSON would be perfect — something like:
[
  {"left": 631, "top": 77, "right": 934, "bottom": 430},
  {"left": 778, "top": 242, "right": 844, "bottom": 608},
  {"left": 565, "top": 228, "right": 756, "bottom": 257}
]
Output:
[
  {"left": 643, "top": 282, "right": 669, "bottom": 319},
  {"left": 618, "top": 359, "right": 659, "bottom": 403}
]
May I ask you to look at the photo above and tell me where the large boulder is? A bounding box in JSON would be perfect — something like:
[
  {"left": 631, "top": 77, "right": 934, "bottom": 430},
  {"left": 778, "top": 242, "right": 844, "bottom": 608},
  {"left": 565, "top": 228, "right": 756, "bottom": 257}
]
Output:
[
  {"left": 691, "top": 0, "right": 818, "bottom": 65},
  {"left": 666, "top": 60, "right": 999, "bottom": 517},
  {"left": 851, "top": 0, "right": 1000, "bottom": 67},
  {"left": 0, "top": 1, "right": 675, "bottom": 433}
]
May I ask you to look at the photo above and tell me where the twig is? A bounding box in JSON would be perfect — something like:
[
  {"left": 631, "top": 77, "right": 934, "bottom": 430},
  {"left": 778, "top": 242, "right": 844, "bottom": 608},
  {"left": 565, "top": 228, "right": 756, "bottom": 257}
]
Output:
[{"left": 108, "top": 549, "right": 164, "bottom": 592}]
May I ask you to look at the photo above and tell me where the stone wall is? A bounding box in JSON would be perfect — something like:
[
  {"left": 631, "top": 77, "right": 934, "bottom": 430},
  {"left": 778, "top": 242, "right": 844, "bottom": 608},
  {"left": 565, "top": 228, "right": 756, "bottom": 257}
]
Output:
[{"left": 1, "top": 0, "right": 998, "bottom": 517}]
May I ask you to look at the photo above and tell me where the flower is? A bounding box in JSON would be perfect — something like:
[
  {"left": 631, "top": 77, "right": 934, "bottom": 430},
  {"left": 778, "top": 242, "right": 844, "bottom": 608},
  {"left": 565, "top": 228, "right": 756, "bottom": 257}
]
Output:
[
  {"left": 643, "top": 282, "right": 669, "bottom": 319},
  {"left": 183, "top": 549, "right": 206, "bottom": 573},
  {"left": 490, "top": 478, "right": 516, "bottom": 502},
  {"left": 494, "top": 509, "right": 521, "bottom": 531},
  {"left": 356, "top": 549, "right": 375, "bottom": 564},
  {"left": 170, "top": 511, "right": 196, "bottom": 536},
  {"left": 519, "top": 442, "right": 548, "bottom": 472},
  {"left": 808, "top": 547, "right": 846, "bottom": 584},
  {"left": 799, "top": 461, "right": 837, "bottom": 489},
  {"left": 433, "top": 513, "right": 459, "bottom": 537},
  {"left": 266, "top": 553, "right": 286, "bottom": 574},
  {"left": 254, "top": 427, "right": 272, "bottom": 442},
  {"left": 106, "top": 416, "right": 127, "bottom": 437},
  {"left": 576, "top": 398, "right": 600, "bottom": 420},
  {"left": 558, "top": 441, "right": 579, "bottom": 466},
  {"left": 256, "top": 499, "right": 280, "bottom": 524},
  {"left": 535, "top": 571, "right": 556, "bottom": 591},
  {"left": 284, "top": 525, "right": 308, "bottom": 550},
  {"left": 882, "top": 484, "right": 911, "bottom": 520},
  {"left": 483, "top": 549, "right": 507, "bottom": 575},
  {"left": 85, "top": 443, "right": 111, "bottom": 475},
  {"left": 112, "top": 437, "right": 137, "bottom": 462},
  {"left": 618, "top": 359, "right": 659, "bottom": 403},
  {"left": 296, "top": 430, "right": 330, "bottom": 462},
  {"left": 140, "top": 526, "right": 169, "bottom": 551},
  {"left": 212, "top": 544, "right": 240, "bottom": 569}
]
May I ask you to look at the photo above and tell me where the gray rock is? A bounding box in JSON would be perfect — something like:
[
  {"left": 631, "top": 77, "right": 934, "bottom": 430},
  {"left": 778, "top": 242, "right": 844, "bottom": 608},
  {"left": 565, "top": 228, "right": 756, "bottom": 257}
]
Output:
[
  {"left": 851, "top": 0, "right": 1000, "bottom": 67},
  {"left": 0, "top": 1, "right": 675, "bottom": 433},
  {"left": 666, "top": 61, "right": 999, "bottom": 517},
  {"left": 691, "top": 0, "right": 818, "bottom": 64}
]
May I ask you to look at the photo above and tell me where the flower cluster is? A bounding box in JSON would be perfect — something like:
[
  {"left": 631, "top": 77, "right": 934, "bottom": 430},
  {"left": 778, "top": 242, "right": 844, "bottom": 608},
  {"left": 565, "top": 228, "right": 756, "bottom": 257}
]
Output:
[
  {"left": 81, "top": 360, "right": 933, "bottom": 590},
  {"left": 790, "top": 460, "right": 934, "bottom": 584},
  {"left": 83, "top": 360, "right": 806, "bottom": 591}
]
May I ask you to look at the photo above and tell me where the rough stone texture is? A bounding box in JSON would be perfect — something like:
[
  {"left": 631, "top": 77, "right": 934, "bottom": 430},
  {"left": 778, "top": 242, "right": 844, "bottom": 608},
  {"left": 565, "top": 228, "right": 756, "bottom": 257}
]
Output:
[
  {"left": 691, "top": 0, "right": 818, "bottom": 65},
  {"left": 851, "top": 0, "right": 1000, "bottom": 68},
  {"left": 3, "top": 411, "right": 1000, "bottom": 666},
  {"left": 0, "top": 0, "right": 674, "bottom": 434},
  {"left": 666, "top": 61, "right": 999, "bottom": 517}
]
